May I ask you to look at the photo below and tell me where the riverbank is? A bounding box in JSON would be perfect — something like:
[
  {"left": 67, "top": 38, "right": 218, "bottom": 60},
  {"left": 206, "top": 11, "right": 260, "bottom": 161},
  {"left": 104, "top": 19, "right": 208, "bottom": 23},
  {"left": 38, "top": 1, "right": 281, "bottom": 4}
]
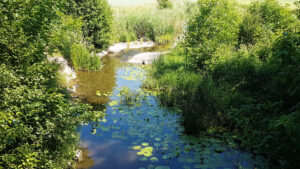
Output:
[
  {"left": 74, "top": 46, "right": 267, "bottom": 169},
  {"left": 147, "top": 0, "right": 299, "bottom": 168}
]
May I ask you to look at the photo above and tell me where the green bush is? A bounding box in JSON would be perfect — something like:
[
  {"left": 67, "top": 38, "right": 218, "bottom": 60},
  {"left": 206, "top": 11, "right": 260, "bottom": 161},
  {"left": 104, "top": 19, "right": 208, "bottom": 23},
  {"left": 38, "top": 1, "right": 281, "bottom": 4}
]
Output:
[
  {"left": 49, "top": 13, "right": 83, "bottom": 60},
  {"left": 49, "top": 13, "right": 101, "bottom": 71},
  {"left": 157, "top": 0, "right": 173, "bottom": 9},
  {"left": 184, "top": 0, "right": 240, "bottom": 70},
  {"left": 295, "top": 0, "right": 300, "bottom": 19},
  {"left": 0, "top": 0, "right": 105, "bottom": 168},
  {"left": 238, "top": 0, "right": 297, "bottom": 46},
  {"left": 134, "top": 17, "right": 155, "bottom": 40},
  {"left": 0, "top": 63, "right": 102, "bottom": 168},
  {"left": 0, "top": 0, "right": 60, "bottom": 69},
  {"left": 149, "top": 0, "right": 300, "bottom": 167},
  {"left": 76, "top": 0, "right": 113, "bottom": 49}
]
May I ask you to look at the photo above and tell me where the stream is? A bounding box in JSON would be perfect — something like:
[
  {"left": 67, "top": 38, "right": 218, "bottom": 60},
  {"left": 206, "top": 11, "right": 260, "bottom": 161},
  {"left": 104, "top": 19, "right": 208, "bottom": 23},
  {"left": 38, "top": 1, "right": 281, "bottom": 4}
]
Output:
[{"left": 74, "top": 47, "right": 267, "bottom": 169}]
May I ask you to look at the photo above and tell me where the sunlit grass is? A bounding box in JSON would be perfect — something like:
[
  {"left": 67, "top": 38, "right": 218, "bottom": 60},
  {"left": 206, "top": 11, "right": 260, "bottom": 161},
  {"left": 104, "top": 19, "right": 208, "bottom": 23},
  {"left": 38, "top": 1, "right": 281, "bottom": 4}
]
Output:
[
  {"left": 111, "top": 0, "right": 196, "bottom": 43},
  {"left": 108, "top": 0, "right": 155, "bottom": 6},
  {"left": 237, "top": 0, "right": 297, "bottom": 7}
]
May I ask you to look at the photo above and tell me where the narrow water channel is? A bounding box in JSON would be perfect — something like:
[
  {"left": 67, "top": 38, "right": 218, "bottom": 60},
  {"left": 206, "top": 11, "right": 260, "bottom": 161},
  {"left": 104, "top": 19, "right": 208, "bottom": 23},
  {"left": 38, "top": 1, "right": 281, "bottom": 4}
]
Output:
[{"left": 74, "top": 47, "right": 267, "bottom": 169}]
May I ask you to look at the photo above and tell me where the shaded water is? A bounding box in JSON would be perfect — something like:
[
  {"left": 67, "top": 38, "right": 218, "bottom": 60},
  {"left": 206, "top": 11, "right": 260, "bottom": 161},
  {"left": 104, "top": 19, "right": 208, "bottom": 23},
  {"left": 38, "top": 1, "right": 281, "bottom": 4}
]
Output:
[{"left": 75, "top": 48, "right": 267, "bottom": 169}]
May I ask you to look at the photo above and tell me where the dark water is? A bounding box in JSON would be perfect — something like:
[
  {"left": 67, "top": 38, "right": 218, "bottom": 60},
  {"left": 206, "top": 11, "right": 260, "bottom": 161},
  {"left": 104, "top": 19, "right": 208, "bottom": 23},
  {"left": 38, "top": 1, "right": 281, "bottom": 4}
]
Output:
[{"left": 74, "top": 48, "right": 267, "bottom": 169}]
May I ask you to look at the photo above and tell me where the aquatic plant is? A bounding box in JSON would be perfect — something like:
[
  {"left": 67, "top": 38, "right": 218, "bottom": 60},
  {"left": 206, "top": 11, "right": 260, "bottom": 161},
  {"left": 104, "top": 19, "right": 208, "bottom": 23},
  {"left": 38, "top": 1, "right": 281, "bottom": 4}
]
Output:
[{"left": 119, "top": 87, "right": 146, "bottom": 106}]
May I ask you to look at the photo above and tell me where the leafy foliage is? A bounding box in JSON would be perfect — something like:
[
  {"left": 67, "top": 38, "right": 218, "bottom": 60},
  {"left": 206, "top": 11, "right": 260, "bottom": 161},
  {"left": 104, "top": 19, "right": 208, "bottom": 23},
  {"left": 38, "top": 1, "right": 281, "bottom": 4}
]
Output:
[
  {"left": 157, "top": 0, "right": 173, "bottom": 9},
  {"left": 184, "top": 0, "right": 240, "bottom": 70},
  {"left": 238, "top": 0, "right": 296, "bottom": 46},
  {"left": 0, "top": 0, "right": 59, "bottom": 69},
  {"left": 0, "top": 63, "right": 102, "bottom": 168},
  {"left": 0, "top": 0, "right": 105, "bottom": 168},
  {"left": 148, "top": 0, "right": 300, "bottom": 168},
  {"left": 49, "top": 13, "right": 101, "bottom": 70},
  {"left": 75, "top": 0, "right": 113, "bottom": 49}
]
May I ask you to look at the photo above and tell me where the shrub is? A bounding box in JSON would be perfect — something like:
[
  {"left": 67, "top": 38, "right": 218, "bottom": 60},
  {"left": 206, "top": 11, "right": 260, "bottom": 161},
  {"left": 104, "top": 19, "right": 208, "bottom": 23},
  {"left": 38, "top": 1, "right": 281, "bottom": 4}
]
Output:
[
  {"left": 238, "top": 0, "right": 297, "bottom": 46},
  {"left": 76, "top": 0, "right": 113, "bottom": 49},
  {"left": 0, "top": 0, "right": 60, "bottom": 69},
  {"left": 295, "top": 1, "right": 300, "bottom": 19},
  {"left": 0, "top": 1, "right": 104, "bottom": 168},
  {"left": 157, "top": 0, "right": 173, "bottom": 9},
  {"left": 49, "top": 13, "right": 101, "bottom": 71},
  {"left": 0, "top": 63, "right": 102, "bottom": 168},
  {"left": 184, "top": 0, "right": 240, "bottom": 70},
  {"left": 49, "top": 13, "right": 83, "bottom": 61},
  {"left": 149, "top": 0, "right": 300, "bottom": 167},
  {"left": 134, "top": 17, "right": 155, "bottom": 40}
]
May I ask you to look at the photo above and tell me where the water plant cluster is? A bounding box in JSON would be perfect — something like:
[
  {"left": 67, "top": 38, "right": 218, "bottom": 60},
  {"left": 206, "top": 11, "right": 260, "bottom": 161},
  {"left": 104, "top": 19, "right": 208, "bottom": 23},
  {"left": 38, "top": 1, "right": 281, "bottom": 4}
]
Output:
[
  {"left": 0, "top": 0, "right": 110, "bottom": 168},
  {"left": 148, "top": 0, "right": 300, "bottom": 168},
  {"left": 80, "top": 65, "right": 267, "bottom": 169}
]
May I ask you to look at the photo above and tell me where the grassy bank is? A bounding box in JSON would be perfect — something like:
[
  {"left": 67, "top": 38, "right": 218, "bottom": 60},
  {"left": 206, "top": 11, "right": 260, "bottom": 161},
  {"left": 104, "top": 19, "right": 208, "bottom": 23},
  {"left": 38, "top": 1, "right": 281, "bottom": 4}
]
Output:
[
  {"left": 147, "top": 0, "right": 300, "bottom": 168},
  {"left": 112, "top": 0, "right": 197, "bottom": 44}
]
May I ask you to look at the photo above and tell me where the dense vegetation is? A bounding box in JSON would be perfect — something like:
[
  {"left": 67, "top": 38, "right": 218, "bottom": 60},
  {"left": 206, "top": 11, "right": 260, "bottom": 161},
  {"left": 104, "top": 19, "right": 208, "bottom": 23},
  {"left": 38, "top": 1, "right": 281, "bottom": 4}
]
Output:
[
  {"left": 72, "top": 0, "right": 113, "bottom": 49},
  {"left": 148, "top": 0, "right": 300, "bottom": 168},
  {"left": 157, "top": 0, "right": 173, "bottom": 9},
  {"left": 0, "top": 0, "right": 110, "bottom": 168},
  {"left": 112, "top": 0, "right": 196, "bottom": 44}
]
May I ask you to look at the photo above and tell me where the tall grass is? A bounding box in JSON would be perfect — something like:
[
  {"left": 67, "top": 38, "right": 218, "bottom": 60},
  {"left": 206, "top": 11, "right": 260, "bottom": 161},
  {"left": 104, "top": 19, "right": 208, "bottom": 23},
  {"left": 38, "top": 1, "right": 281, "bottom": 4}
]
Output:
[
  {"left": 70, "top": 44, "right": 101, "bottom": 71},
  {"left": 112, "top": 0, "right": 197, "bottom": 43},
  {"left": 49, "top": 13, "right": 102, "bottom": 71}
]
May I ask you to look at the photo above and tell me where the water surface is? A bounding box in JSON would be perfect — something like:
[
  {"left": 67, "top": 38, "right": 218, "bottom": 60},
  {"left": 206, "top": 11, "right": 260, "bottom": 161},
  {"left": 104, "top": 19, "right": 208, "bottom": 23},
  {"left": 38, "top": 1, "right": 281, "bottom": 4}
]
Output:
[{"left": 75, "top": 48, "right": 267, "bottom": 169}]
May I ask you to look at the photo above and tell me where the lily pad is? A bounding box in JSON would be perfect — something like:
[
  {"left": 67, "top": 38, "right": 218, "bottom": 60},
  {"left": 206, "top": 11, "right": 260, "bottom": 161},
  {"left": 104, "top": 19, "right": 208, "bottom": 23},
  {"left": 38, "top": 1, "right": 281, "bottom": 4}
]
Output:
[
  {"left": 147, "top": 164, "right": 155, "bottom": 169},
  {"left": 108, "top": 101, "right": 118, "bottom": 106},
  {"left": 155, "top": 138, "right": 161, "bottom": 141},
  {"left": 154, "top": 166, "right": 170, "bottom": 169},
  {"left": 150, "top": 157, "right": 159, "bottom": 162},
  {"left": 137, "top": 147, "right": 153, "bottom": 157},
  {"left": 154, "top": 143, "right": 160, "bottom": 147},
  {"left": 141, "top": 142, "right": 149, "bottom": 146},
  {"left": 133, "top": 146, "right": 142, "bottom": 150},
  {"left": 138, "top": 157, "right": 148, "bottom": 162}
]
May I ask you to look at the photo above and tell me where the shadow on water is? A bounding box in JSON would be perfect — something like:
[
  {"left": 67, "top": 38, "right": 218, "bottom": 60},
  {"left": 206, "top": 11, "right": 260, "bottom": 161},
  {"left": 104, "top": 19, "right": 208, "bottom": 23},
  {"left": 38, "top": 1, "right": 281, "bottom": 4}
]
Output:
[
  {"left": 75, "top": 57, "right": 120, "bottom": 105},
  {"left": 74, "top": 46, "right": 267, "bottom": 169}
]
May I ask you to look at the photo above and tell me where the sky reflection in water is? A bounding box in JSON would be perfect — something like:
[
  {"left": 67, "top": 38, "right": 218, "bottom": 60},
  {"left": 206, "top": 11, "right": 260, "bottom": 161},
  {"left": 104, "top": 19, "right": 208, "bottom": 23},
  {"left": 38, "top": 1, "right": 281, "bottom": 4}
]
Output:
[{"left": 75, "top": 50, "right": 267, "bottom": 169}]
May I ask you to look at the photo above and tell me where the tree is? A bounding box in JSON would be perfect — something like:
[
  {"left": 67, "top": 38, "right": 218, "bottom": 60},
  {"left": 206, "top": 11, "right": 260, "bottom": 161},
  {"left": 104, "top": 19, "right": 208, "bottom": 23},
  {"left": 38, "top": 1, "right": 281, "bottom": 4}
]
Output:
[
  {"left": 76, "top": 0, "right": 113, "bottom": 49},
  {"left": 183, "top": 0, "right": 240, "bottom": 70}
]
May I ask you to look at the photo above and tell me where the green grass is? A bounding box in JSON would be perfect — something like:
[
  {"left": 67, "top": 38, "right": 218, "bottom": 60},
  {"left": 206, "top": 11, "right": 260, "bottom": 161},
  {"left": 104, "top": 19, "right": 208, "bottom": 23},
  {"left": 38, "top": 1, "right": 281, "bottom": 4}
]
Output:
[
  {"left": 108, "top": 0, "right": 156, "bottom": 6},
  {"left": 70, "top": 44, "right": 101, "bottom": 71},
  {"left": 112, "top": 0, "right": 196, "bottom": 43},
  {"left": 237, "top": 0, "right": 297, "bottom": 7}
]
